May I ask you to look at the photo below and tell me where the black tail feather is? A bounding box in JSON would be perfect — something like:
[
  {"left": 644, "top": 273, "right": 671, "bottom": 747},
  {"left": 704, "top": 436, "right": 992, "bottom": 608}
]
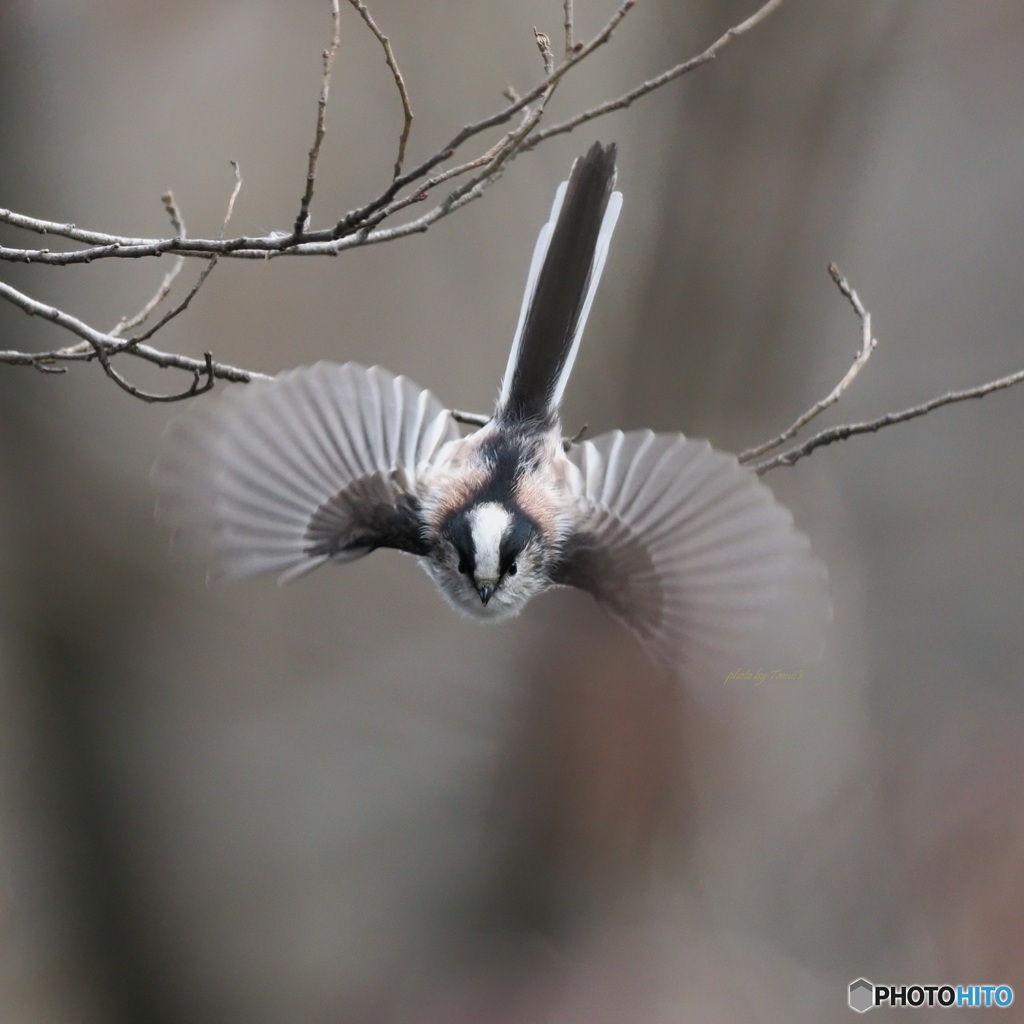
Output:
[{"left": 499, "top": 142, "right": 619, "bottom": 425}]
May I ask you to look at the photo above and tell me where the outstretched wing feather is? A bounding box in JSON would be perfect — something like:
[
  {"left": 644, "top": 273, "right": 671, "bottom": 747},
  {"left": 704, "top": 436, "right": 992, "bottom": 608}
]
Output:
[
  {"left": 152, "top": 362, "right": 459, "bottom": 582},
  {"left": 555, "top": 430, "right": 830, "bottom": 680}
]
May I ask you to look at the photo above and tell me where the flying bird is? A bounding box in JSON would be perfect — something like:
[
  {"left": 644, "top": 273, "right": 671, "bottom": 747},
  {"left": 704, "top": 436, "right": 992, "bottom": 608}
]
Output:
[{"left": 153, "top": 142, "right": 829, "bottom": 678}]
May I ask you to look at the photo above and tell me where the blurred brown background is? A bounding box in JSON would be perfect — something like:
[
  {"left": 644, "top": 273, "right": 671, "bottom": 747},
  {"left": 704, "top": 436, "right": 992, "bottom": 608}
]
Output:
[{"left": 1, "top": 1, "right": 1023, "bottom": 1021}]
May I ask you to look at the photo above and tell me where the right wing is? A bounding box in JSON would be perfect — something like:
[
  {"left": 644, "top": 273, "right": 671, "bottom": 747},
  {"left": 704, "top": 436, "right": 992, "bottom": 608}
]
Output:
[
  {"left": 553, "top": 430, "right": 830, "bottom": 680},
  {"left": 152, "top": 362, "right": 459, "bottom": 582}
]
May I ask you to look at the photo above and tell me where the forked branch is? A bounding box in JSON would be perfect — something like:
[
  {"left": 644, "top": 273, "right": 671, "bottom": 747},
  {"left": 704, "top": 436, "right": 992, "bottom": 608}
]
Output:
[
  {"left": 740, "top": 264, "right": 877, "bottom": 465},
  {"left": 748, "top": 268, "right": 1024, "bottom": 474}
]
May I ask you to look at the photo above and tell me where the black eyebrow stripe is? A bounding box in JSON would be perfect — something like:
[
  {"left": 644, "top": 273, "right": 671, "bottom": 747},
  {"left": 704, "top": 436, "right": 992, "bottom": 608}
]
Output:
[
  {"left": 442, "top": 511, "right": 476, "bottom": 573},
  {"left": 498, "top": 516, "right": 536, "bottom": 572}
]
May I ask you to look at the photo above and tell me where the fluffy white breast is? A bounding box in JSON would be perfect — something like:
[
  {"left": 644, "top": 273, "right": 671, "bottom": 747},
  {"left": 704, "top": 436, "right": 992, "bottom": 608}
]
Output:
[{"left": 469, "top": 502, "right": 511, "bottom": 581}]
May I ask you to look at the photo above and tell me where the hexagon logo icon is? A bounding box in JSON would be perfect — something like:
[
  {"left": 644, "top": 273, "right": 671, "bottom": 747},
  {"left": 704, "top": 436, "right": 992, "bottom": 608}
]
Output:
[{"left": 849, "top": 978, "right": 874, "bottom": 1013}]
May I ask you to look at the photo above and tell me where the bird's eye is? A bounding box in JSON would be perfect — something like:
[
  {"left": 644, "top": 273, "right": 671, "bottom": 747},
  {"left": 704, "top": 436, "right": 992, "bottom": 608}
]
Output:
[
  {"left": 458, "top": 556, "right": 470, "bottom": 576},
  {"left": 507, "top": 561, "right": 518, "bottom": 577}
]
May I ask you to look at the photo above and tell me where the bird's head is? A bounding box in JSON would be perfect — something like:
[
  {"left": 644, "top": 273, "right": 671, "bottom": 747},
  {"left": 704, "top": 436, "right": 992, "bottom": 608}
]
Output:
[{"left": 430, "top": 501, "right": 548, "bottom": 619}]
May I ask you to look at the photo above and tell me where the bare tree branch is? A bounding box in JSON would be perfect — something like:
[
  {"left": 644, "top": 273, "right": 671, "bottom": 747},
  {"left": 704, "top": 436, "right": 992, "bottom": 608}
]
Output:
[
  {"left": 348, "top": 0, "right": 414, "bottom": 181},
  {"left": 124, "top": 163, "right": 241, "bottom": 351},
  {"left": 129, "top": 257, "right": 219, "bottom": 350},
  {"left": 0, "top": 1, "right": 1017, "bottom": 491},
  {"left": 293, "top": 0, "right": 342, "bottom": 237},
  {"left": 8, "top": 0, "right": 630, "bottom": 264},
  {"left": 108, "top": 192, "right": 187, "bottom": 339},
  {"left": 97, "top": 346, "right": 217, "bottom": 404},
  {"left": 14, "top": 0, "right": 1007, "bottom": 450},
  {"left": 0, "top": 277, "right": 262, "bottom": 384},
  {"left": 739, "top": 263, "right": 877, "bottom": 463},
  {"left": 0, "top": 0, "right": 779, "bottom": 267},
  {"left": 525, "top": 0, "right": 784, "bottom": 149},
  {"left": 328, "top": 0, "right": 637, "bottom": 240},
  {"left": 0, "top": 206, "right": 157, "bottom": 247},
  {"left": 732, "top": 266, "right": 1024, "bottom": 473},
  {"left": 0, "top": 1, "right": 639, "bottom": 270},
  {"left": 753, "top": 369, "right": 1024, "bottom": 474},
  {"left": 447, "top": 264, "right": 1023, "bottom": 476},
  {"left": 0, "top": 163, "right": 256, "bottom": 395}
]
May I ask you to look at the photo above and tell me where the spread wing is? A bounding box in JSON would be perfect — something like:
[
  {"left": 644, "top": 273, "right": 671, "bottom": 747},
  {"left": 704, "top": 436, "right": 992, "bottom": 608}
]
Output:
[
  {"left": 152, "top": 362, "right": 459, "bottom": 582},
  {"left": 553, "top": 430, "right": 830, "bottom": 680}
]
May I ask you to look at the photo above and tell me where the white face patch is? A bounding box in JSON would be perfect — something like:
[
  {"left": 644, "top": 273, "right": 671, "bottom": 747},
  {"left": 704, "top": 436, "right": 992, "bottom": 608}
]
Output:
[{"left": 469, "top": 502, "right": 511, "bottom": 582}]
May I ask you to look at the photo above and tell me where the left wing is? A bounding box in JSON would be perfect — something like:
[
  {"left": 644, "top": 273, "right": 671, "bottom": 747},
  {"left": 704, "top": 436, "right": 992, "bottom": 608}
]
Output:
[
  {"left": 152, "top": 362, "right": 459, "bottom": 582},
  {"left": 552, "top": 430, "right": 830, "bottom": 680}
]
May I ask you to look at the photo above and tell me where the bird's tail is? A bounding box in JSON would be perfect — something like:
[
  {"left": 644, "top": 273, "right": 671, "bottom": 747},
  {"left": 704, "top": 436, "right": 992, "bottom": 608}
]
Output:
[{"left": 497, "top": 142, "right": 622, "bottom": 426}]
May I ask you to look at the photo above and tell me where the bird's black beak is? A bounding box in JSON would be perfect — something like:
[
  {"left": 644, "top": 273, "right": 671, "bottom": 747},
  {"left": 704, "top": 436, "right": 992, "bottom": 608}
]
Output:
[{"left": 476, "top": 582, "right": 494, "bottom": 606}]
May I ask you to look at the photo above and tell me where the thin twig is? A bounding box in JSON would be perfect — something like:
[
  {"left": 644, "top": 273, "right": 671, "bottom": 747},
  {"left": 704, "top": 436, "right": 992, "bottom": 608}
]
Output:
[
  {"left": 163, "top": 190, "right": 186, "bottom": 238},
  {"left": 223, "top": 161, "right": 244, "bottom": 230},
  {"left": 110, "top": 191, "right": 187, "bottom": 337},
  {"left": 126, "top": 164, "right": 241, "bottom": 349},
  {"left": 754, "top": 368, "right": 1024, "bottom": 474},
  {"left": 371, "top": 93, "right": 541, "bottom": 222},
  {"left": 534, "top": 28, "right": 555, "bottom": 75},
  {"left": 450, "top": 409, "right": 490, "bottom": 428},
  {"left": 109, "top": 263, "right": 183, "bottom": 337},
  {"left": 348, "top": 0, "right": 414, "bottom": 181},
  {"left": 0, "top": 278, "right": 140, "bottom": 357},
  {"left": 0, "top": 206, "right": 159, "bottom": 247},
  {"left": 98, "top": 346, "right": 217, "bottom": 403},
  {"left": 331, "top": 0, "right": 637, "bottom": 239},
  {"left": 525, "top": 0, "right": 785, "bottom": 150},
  {"left": 739, "top": 263, "right": 877, "bottom": 463},
  {"left": 293, "top": 0, "right": 341, "bottom": 237},
  {"left": 0, "top": 278, "right": 263, "bottom": 384},
  {"left": 128, "top": 258, "right": 219, "bottom": 348},
  {"left": 563, "top": 422, "right": 588, "bottom": 450},
  {"left": 563, "top": 0, "right": 576, "bottom": 55},
  {"left": 353, "top": 68, "right": 558, "bottom": 242}
]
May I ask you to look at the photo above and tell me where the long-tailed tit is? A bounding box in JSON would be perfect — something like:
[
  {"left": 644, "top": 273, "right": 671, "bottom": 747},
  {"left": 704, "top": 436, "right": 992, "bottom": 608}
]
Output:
[{"left": 153, "top": 143, "right": 829, "bottom": 677}]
